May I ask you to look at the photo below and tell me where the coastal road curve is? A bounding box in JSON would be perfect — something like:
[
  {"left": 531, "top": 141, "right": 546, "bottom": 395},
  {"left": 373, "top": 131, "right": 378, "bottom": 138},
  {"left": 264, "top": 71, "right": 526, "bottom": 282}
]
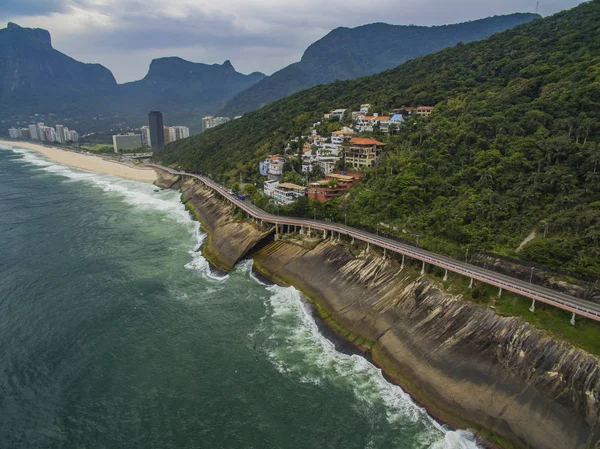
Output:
[{"left": 150, "top": 164, "right": 600, "bottom": 323}]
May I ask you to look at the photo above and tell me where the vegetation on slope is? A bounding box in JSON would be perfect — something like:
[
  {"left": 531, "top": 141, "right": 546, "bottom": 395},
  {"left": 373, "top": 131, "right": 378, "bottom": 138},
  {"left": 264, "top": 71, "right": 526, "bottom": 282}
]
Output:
[
  {"left": 155, "top": 2, "right": 600, "bottom": 278},
  {"left": 220, "top": 13, "right": 539, "bottom": 116}
]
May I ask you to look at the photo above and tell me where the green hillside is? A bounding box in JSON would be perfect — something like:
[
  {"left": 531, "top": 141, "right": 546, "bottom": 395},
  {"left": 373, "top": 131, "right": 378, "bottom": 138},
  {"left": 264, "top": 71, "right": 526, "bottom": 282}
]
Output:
[
  {"left": 155, "top": 2, "right": 600, "bottom": 278},
  {"left": 219, "top": 13, "right": 539, "bottom": 117}
]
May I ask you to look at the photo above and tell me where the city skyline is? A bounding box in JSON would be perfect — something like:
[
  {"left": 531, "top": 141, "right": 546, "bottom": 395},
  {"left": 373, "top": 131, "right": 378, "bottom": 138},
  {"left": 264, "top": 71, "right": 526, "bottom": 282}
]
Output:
[
  {"left": 0, "top": 0, "right": 586, "bottom": 83},
  {"left": 9, "top": 123, "right": 78, "bottom": 143}
]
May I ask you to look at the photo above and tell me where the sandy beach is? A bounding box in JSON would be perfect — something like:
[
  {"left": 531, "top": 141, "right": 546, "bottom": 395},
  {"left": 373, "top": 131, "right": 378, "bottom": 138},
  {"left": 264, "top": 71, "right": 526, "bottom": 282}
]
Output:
[{"left": 0, "top": 140, "right": 157, "bottom": 183}]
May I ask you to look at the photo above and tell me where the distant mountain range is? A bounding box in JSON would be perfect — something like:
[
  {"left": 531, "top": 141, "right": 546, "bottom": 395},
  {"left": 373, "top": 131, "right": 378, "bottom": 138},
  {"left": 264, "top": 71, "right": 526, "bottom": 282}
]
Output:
[
  {"left": 219, "top": 13, "right": 540, "bottom": 117},
  {"left": 0, "top": 23, "right": 265, "bottom": 131},
  {"left": 0, "top": 14, "right": 539, "bottom": 133}
]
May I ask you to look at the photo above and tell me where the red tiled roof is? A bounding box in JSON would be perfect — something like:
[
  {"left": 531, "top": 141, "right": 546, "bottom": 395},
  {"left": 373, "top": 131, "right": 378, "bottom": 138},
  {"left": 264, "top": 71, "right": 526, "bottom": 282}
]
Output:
[{"left": 349, "top": 138, "right": 386, "bottom": 146}]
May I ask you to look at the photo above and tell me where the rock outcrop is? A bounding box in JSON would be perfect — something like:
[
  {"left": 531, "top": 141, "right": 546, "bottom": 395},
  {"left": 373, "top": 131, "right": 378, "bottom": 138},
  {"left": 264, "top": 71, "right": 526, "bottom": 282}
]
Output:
[
  {"left": 154, "top": 169, "right": 600, "bottom": 449},
  {"left": 179, "top": 178, "right": 271, "bottom": 272},
  {"left": 251, "top": 238, "right": 600, "bottom": 449},
  {"left": 154, "top": 169, "right": 182, "bottom": 190}
]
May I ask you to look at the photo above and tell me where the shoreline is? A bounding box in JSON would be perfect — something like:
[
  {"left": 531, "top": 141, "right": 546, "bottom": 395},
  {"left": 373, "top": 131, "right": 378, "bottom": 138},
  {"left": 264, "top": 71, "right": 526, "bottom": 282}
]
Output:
[
  {"left": 249, "top": 256, "right": 499, "bottom": 449},
  {"left": 159, "top": 171, "right": 598, "bottom": 449},
  {"left": 0, "top": 139, "right": 157, "bottom": 183}
]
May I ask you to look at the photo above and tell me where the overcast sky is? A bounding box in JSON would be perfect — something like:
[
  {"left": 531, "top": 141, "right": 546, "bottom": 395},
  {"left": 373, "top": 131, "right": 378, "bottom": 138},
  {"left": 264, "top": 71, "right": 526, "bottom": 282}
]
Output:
[{"left": 1, "top": 0, "right": 586, "bottom": 83}]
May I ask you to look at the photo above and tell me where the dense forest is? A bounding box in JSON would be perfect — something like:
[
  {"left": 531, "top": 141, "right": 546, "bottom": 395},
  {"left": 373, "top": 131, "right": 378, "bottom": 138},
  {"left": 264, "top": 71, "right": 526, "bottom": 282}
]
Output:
[
  {"left": 155, "top": 1, "right": 600, "bottom": 278},
  {"left": 219, "top": 13, "right": 539, "bottom": 117}
]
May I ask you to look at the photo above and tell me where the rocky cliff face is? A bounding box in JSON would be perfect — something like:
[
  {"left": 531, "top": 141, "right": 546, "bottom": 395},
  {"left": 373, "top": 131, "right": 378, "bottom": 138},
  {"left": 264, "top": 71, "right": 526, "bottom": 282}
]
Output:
[
  {"left": 155, "top": 170, "right": 599, "bottom": 449},
  {"left": 0, "top": 22, "right": 117, "bottom": 96},
  {"left": 251, "top": 238, "right": 600, "bottom": 449},
  {"left": 179, "top": 178, "right": 271, "bottom": 272},
  {"left": 154, "top": 170, "right": 182, "bottom": 190}
]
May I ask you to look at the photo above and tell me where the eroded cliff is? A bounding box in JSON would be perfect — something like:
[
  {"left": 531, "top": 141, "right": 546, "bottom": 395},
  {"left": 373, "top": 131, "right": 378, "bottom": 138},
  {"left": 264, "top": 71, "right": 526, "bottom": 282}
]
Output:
[
  {"left": 179, "top": 178, "right": 271, "bottom": 272},
  {"left": 154, "top": 168, "right": 600, "bottom": 449},
  {"left": 251, "top": 237, "right": 600, "bottom": 449}
]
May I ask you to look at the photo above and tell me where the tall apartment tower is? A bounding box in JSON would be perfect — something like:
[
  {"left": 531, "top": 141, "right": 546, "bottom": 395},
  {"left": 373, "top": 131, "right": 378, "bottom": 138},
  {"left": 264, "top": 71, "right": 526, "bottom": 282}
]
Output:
[{"left": 148, "top": 111, "right": 165, "bottom": 152}]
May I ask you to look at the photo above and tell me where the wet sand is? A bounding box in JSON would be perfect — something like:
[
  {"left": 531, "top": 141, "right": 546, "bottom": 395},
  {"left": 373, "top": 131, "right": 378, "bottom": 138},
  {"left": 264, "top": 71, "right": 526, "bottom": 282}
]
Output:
[{"left": 0, "top": 140, "right": 157, "bottom": 183}]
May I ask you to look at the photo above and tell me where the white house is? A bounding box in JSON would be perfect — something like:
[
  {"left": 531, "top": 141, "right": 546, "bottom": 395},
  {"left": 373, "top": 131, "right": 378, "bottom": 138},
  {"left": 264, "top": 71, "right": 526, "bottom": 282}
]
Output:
[
  {"left": 331, "top": 129, "right": 355, "bottom": 146},
  {"left": 273, "top": 183, "right": 306, "bottom": 205},
  {"left": 264, "top": 180, "right": 279, "bottom": 197},
  {"left": 354, "top": 114, "right": 391, "bottom": 133}
]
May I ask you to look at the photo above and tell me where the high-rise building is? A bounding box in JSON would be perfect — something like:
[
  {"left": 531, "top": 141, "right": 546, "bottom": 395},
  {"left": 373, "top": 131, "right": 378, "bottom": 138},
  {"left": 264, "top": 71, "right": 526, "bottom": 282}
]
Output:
[
  {"left": 148, "top": 111, "right": 165, "bottom": 152},
  {"left": 173, "top": 126, "right": 190, "bottom": 140},
  {"left": 112, "top": 134, "right": 142, "bottom": 153},
  {"left": 20, "top": 128, "right": 30, "bottom": 139},
  {"left": 140, "top": 126, "right": 151, "bottom": 147},
  {"left": 37, "top": 123, "right": 46, "bottom": 141},
  {"left": 164, "top": 126, "right": 173, "bottom": 145},
  {"left": 56, "top": 125, "right": 65, "bottom": 143},
  {"left": 202, "top": 116, "right": 230, "bottom": 131},
  {"left": 8, "top": 128, "right": 21, "bottom": 138},
  {"left": 69, "top": 131, "right": 79, "bottom": 143},
  {"left": 28, "top": 124, "right": 38, "bottom": 140},
  {"left": 169, "top": 126, "right": 177, "bottom": 143}
]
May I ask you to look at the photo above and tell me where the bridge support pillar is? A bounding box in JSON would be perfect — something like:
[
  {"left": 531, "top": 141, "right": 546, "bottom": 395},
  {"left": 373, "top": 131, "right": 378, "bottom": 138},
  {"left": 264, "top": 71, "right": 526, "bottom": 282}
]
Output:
[
  {"left": 468, "top": 277, "right": 473, "bottom": 289},
  {"left": 330, "top": 232, "right": 335, "bottom": 242},
  {"left": 337, "top": 232, "right": 341, "bottom": 242},
  {"left": 383, "top": 248, "right": 387, "bottom": 259},
  {"left": 351, "top": 237, "right": 355, "bottom": 245},
  {"left": 443, "top": 269, "right": 448, "bottom": 281},
  {"left": 400, "top": 255, "right": 405, "bottom": 271},
  {"left": 529, "top": 299, "right": 536, "bottom": 313},
  {"left": 323, "top": 229, "right": 327, "bottom": 239},
  {"left": 571, "top": 313, "right": 576, "bottom": 326},
  {"left": 421, "top": 261, "right": 426, "bottom": 275},
  {"left": 498, "top": 287, "right": 502, "bottom": 297},
  {"left": 366, "top": 243, "right": 370, "bottom": 254}
]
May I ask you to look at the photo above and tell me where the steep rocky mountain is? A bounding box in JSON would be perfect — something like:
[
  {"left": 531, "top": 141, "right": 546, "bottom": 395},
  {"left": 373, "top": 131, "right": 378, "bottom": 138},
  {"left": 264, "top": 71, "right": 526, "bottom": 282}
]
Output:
[
  {"left": 0, "top": 22, "right": 117, "bottom": 115},
  {"left": 117, "top": 58, "right": 266, "bottom": 125},
  {"left": 220, "top": 13, "right": 540, "bottom": 116},
  {"left": 0, "top": 23, "right": 265, "bottom": 130}
]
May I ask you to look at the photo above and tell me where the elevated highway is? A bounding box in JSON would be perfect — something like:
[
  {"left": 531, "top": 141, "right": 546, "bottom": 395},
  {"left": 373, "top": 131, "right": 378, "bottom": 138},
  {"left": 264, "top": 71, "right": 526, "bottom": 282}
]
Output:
[{"left": 150, "top": 164, "right": 600, "bottom": 323}]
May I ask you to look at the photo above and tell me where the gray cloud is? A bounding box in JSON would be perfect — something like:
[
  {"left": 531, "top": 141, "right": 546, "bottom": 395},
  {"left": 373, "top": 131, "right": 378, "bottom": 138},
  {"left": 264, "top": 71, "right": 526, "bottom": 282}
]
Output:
[
  {"left": 2, "top": 0, "right": 587, "bottom": 83},
  {"left": 0, "top": 0, "right": 66, "bottom": 16}
]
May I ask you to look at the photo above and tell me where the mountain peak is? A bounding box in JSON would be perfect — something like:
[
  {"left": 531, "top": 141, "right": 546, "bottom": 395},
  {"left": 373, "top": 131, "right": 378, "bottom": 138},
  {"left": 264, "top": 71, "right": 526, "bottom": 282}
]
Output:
[
  {"left": 222, "top": 12, "right": 541, "bottom": 117},
  {"left": 4, "top": 22, "right": 52, "bottom": 47}
]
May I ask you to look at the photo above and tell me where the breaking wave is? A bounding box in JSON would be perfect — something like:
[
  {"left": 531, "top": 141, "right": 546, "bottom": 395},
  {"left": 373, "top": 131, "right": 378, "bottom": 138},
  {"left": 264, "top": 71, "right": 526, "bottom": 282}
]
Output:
[{"left": 261, "top": 285, "right": 481, "bottom": 449}]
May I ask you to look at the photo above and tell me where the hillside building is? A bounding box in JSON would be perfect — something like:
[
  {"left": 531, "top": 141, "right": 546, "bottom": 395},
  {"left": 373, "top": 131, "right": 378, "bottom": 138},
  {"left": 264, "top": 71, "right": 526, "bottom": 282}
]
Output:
[
  {"left": 273, "top": 183, "right": 306, "bottom": 205},
  {"left": 202, "top": 116, "right": 230, "bottom": 131},
  {"left": 343, "top": 137, "right": 385, "bottom": 169},
  {"left": 415, "top": 106, "right": 435, "bottom": 117}
]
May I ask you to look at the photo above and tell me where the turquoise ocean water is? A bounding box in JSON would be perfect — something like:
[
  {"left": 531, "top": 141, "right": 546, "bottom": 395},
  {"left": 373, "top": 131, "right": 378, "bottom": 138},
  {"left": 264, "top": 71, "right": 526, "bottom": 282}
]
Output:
[{"left": 0, "top": 145, "right": 480, "bottom": 449}]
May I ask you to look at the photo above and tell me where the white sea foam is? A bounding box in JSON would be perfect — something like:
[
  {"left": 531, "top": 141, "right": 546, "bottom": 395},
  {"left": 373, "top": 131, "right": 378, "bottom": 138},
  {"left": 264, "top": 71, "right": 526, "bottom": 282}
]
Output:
[
  {"left": 262, "top": 284, "right": 481, "bottom": 449},
  {"left": 10, "top": 147, "right": 226, "bottom": 281},
  {"left": 235, "top": 259, "right": 267, "bottom": 286}
]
